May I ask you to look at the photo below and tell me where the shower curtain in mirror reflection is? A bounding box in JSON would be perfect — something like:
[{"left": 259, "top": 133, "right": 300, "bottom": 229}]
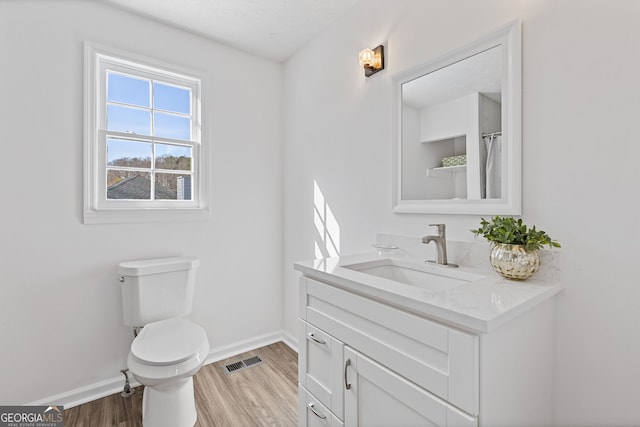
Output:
[{"left": 485, "top": 135, "right": 502, "bottom": 199}]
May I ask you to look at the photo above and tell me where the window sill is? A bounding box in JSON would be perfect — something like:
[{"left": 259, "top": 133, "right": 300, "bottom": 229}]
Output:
[{"left": 83, "top": 207, "right": 210, "bottom": 225}]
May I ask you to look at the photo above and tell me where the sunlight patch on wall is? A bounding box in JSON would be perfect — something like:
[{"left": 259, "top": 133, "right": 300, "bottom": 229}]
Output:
[{"left": 314, "top": 180, "right": 340, "bottom": 259}]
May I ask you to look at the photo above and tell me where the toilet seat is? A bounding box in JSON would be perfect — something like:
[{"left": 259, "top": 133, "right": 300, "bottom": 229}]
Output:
[{"left": 131, "top": 318, "right": 208, "bottom": 366}]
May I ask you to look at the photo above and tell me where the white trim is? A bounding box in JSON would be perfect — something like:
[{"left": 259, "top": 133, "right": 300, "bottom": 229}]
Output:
[
  {"left": 28, "top": 374, "right": 142, "bottom": 410},
  {"left": 83, "top": 207, "right": 210, "bottom": 224},
  {"left": 280, "top": 329, "right": 299, "bottom": 352},
  {"left": 27, "top": 330, "right": 298, "bottom": 409},
  {"left": 203, "top": 329, "right": 298, "bottom": 365},
  {"left": 83, "top": 41, "right": 210, "bottom": 224}
]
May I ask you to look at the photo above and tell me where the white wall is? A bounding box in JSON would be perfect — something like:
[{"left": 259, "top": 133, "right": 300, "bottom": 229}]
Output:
[
  {"left": 283, "top": 0, "right": 640, "bottom": 425},
  {"left": 420, "top": 93, "right": 483, "bottom": 199},
  {"left": 419, "top": 93, "right": 476, "bottom": 143},
  {"left": 0, "top": 1, "right": 283, "bottom": 405}
]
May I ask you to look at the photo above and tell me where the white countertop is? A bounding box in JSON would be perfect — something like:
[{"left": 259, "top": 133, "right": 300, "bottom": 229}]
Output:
[{"left": 294, "top": 252, "right": 563, "bottom": 333}]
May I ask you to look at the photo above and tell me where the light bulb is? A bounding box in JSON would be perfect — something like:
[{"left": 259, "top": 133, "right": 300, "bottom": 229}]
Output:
[{"left": 359, "top": 48, "right": 375, "bottom": 67}]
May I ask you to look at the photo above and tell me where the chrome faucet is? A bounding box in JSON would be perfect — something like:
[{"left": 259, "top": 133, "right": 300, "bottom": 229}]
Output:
[{"left": 422, "top": 224, "right": 457, "bottom": 267}]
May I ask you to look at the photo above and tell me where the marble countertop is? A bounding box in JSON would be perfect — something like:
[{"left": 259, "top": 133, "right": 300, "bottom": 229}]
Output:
[{"left": 294, "top": 252, "right": 563, "bottom": 333}]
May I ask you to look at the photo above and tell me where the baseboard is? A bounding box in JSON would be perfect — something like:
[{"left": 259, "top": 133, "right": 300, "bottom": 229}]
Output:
[
  {"left": 203, "top": 329, "right": 298, "bottom": 365},
  {"left": 28, "top": 374, "right": 142, "bottom": 409},
  {"left": 280, "top": 329, "right": 298, "bottom": 352},
  {"left": 28, "top": 329, "right": 298, "bottom": 409}
]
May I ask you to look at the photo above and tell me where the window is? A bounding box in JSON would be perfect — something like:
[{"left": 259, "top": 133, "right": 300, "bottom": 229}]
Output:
[{"left": 84, "top": 43, "right": 208, "bottom": 224}]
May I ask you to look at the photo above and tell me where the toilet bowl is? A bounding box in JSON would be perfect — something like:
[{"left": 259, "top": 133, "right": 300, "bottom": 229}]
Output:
[
  {"left": 128, "top": 318, "right": 209, "bottom": 427},
  {"left": 118, "top": 256, "right": 208, "bottom": 427}
]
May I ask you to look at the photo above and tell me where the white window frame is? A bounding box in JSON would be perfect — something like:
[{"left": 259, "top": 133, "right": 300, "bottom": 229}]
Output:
[{"left": 84, "top": 42, "right": 209, "bottom": 224}]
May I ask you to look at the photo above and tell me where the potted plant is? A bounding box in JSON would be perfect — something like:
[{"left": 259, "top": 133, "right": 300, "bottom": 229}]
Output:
[{"left": 471, "top": 216, "right": 560, "bottom": 280}]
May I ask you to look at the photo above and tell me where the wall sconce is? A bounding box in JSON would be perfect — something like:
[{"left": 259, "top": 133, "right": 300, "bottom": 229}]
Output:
[{"left": 358, "top": 45, "right": 384, "bottom": 77}]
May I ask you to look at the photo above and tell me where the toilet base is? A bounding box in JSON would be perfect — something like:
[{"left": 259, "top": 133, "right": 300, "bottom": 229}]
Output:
[{"left": 141, "top": 377, "right": 197, "bottom": 427}]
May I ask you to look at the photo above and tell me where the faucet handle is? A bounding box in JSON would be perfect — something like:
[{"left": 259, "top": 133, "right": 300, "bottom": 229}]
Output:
[{"left": 429, "top": 224, "right": 446, "bottom": 235}]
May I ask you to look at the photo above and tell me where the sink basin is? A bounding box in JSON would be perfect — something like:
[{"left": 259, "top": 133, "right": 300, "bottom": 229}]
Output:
[{"left": 342, "top": 258, "right": 484, "bottom": 292}]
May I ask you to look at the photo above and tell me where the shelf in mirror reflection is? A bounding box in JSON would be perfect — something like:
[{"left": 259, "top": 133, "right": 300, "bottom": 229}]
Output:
[{"left": 426, "top": 165, "right": 467, "bottom": 177}]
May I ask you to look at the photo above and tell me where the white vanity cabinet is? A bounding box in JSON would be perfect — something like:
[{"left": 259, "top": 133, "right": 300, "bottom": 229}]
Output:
[
  {"left": 298, "top": 276, "right": 478, "bottom": 427},
  {"left": 297, "top": 271, "right": 557, "bottom": 427}
]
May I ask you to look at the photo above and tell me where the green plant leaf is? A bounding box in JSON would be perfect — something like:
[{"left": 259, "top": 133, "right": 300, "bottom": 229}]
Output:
[{"left": 470, "top": 216, "right": 561, "bottom": 251}]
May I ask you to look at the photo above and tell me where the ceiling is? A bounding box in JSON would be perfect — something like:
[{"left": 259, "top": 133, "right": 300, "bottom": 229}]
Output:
[
  {"left": 101, "top": 0, "right": 360, "bottom": 62},
  {"left": 402, "top": 45, "right": 503, "bottom": 110}
]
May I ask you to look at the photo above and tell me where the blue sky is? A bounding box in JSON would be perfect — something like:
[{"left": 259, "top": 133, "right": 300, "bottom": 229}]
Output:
[{"left": 106, "top": 72, "right": 192, "bottom": 165}]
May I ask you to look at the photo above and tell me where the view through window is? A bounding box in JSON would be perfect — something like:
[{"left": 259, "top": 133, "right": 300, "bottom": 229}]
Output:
[{"left": 105, "top": 72, "right": 194, "bottom": 201}]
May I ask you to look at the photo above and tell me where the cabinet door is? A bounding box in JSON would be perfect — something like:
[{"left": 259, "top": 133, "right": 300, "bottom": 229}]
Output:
[
  {"left": 344, "top": 347, "right": 476, "bottom": 427},
  {"left": 299, "top": 387, "right": 344, "bottom": 427},
  {"left": 299, "top": 319, "right": 344, "bottom": 418}
]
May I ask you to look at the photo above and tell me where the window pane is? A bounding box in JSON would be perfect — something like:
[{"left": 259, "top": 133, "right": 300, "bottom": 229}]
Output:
[
  {"left": 155, "top": 144, "right": 192, "bottom": 171},
  {"left": 107, "top": 138, "right": 152, "bottom": 168},
  {"left": 107, "top": 104, "right": 151, "bottom": 135},
  {"left": 153, "top": 112, "right": 190, "bottom": 140},
  {"left": 107, "top": 73, "right": 150, "bottom": 107},
  {"left": 154, "top": 82, "right": 190, "bottom": 114},
  {"left": 107, "top": 171, "right": 151, "bottom": 200},
  {"left": 155, "top": 173, "right": 192, "bottom": 200}
]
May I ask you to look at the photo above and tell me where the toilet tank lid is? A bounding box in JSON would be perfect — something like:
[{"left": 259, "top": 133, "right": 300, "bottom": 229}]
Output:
[{"left": 118, "top": 256, "right": 199, "bottom": 276}]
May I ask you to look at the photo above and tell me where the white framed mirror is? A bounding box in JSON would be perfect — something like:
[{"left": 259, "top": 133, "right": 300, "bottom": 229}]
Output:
[{"left": 392, "top": 20, "right": 521, "bottom": 215}]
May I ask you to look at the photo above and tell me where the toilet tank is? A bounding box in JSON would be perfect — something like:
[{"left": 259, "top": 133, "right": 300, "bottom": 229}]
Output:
[{"left": 118, "top": 256, "right": 200, "bottom": 327}]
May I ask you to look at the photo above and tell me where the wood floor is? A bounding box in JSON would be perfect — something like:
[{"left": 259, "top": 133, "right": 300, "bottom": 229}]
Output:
[{"left": 64, "top": 342, "right": 298, "bottom": 427}]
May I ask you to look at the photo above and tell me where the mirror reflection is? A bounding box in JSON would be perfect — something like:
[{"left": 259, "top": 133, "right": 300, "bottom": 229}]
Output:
[{"left": 401, "top": 45, "right": 502, "bottom": 201}]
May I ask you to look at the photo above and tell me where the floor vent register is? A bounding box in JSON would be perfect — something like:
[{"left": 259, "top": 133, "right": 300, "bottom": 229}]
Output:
[{"left": 223, "top": 355, "right": 264, "bottom": 374}]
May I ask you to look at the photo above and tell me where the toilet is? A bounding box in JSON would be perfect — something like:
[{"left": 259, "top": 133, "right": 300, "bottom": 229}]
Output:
[{"left": 118, "top": 256, "right": 210, "bottom": 427}]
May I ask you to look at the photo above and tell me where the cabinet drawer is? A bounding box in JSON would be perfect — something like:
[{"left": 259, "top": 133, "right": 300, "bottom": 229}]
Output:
[
  {"left": 299, "top": 386, "right": 344, "bottom": 427},
  {"left": 299, "top": 319, "right": 344, "bottom": 419},
  {"left": 302, "top": 277, "right": 478, "bottom": 415}
]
